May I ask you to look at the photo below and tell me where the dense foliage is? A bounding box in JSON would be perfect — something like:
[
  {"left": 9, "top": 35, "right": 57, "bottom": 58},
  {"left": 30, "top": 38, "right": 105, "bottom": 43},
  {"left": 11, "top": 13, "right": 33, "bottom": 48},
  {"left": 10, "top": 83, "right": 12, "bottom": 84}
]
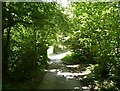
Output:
[
  {"left": 62, "top": 2, "right": 120, "bottom": 90},
  {"left": 2, "top": 1, "right": 120, "bottom": 90},
  {"left": 2, "top": 2, "right": 70, "bottom": 89}
]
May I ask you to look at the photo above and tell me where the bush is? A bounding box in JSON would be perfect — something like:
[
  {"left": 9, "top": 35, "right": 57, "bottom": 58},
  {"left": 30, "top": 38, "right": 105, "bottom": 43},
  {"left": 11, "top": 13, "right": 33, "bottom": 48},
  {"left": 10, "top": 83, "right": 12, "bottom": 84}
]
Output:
[{"left": 62, "top": 53, "right": 86, "bottom": 64}]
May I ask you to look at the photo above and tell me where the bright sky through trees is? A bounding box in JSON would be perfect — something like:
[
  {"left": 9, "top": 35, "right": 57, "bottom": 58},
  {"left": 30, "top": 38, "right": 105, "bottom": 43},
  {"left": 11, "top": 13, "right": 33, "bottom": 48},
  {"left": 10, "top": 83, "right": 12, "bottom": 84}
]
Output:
[{"left": 60, "top": 0, "right": 70, "bottom": 7}]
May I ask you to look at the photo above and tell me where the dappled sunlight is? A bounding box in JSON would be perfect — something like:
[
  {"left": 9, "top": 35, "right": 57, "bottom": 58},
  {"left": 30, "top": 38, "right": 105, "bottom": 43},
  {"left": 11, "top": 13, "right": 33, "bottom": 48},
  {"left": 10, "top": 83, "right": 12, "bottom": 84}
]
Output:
[
  {"left": 49, "top": 69, "right": 59, "bottom": 73},
  {"left": 82, "top": 86, "right": 90, "bottom": 90},
  {"left": 46, "top": 60, "right": 91, "bottom": 80},
  {"left": 66, "top": 64, "right": 79, "bottom": 68},
  {"left": 56, "top": 70, "right": 91, "bottom": 79}
]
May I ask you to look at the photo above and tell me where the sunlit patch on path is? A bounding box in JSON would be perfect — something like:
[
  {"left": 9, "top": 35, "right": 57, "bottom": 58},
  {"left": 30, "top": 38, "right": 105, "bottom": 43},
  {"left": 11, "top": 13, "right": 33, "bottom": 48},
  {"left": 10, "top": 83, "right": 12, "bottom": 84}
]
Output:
[
  {"left": 37, "top": 52, "right": 91, "bottom": 90},
  {"left": 48, "top": 51, "right": 71, "bottom": 60}
]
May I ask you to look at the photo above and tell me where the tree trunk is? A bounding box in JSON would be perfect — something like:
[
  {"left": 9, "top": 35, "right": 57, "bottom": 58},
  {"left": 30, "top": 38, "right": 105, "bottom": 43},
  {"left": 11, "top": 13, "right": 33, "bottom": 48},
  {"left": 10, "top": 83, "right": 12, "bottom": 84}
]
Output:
[{"left": 3, "top": 4, "right": 11, "bottom": 80}]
